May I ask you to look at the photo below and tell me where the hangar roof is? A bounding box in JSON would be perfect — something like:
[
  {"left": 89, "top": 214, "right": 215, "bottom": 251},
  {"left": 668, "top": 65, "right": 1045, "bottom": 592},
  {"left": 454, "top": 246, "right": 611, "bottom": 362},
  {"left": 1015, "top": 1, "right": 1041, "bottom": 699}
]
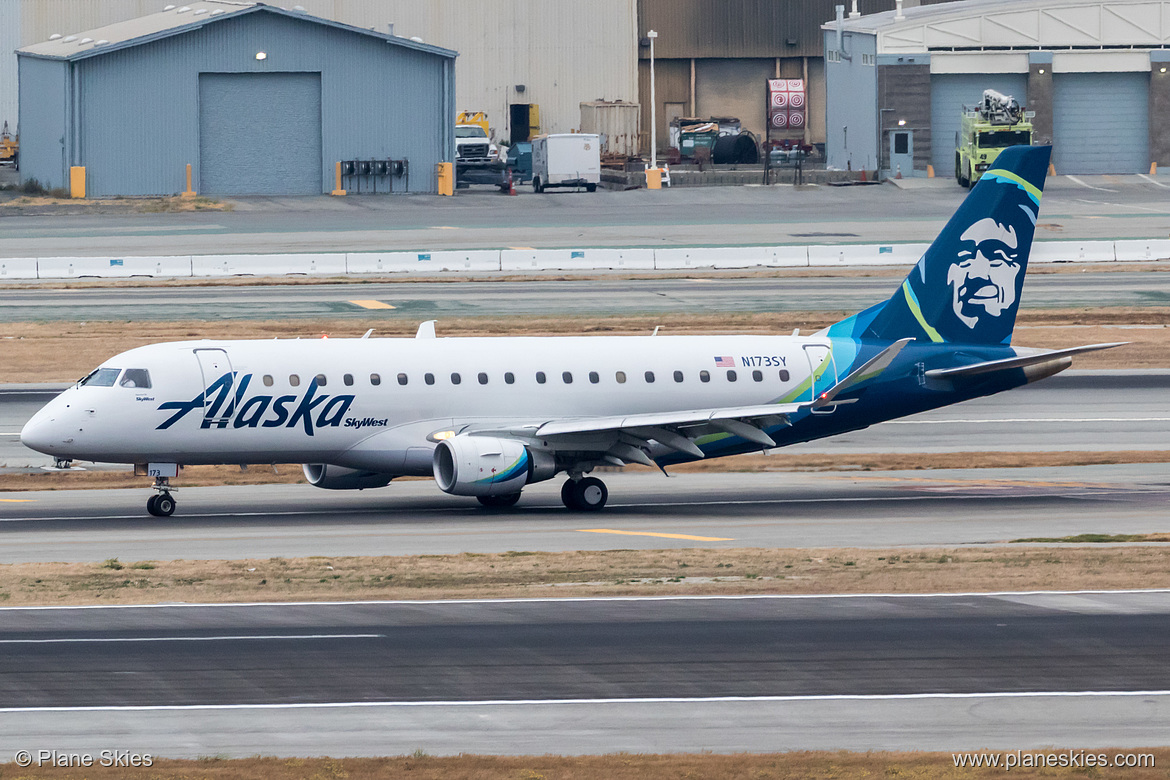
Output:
[
  {"left": 18, "top": 1, "right": 457, "bottom": 61},
  {"left": 823, "top": 0, "right": 1170, "bottom": 53}
]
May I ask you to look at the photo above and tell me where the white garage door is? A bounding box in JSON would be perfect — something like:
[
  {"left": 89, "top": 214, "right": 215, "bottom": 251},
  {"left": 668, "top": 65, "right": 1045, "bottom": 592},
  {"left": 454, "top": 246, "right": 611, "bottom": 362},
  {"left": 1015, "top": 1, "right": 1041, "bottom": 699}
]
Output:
[
  {"left": 930, "top": 73, "right": 1028, "bottom": 178},
  {"left": 199, "top": 72, "right": 323, "bottom": 195},
  {"left": 1053, "top": 72, "right": 1148, "bottom": 174}
]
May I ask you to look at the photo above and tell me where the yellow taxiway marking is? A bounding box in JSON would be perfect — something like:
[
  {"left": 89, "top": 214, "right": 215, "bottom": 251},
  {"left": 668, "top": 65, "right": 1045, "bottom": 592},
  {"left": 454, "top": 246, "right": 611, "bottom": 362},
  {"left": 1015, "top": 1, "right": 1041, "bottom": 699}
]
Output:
[
  {"left": 579, "top": 528, "right": 734, "bottom": 542},
  {"left": 348, "top": 300, "right": 396, "bottom": 310},
  {"left": 0, "top": 499, "right": 34, "bottom": 503}
]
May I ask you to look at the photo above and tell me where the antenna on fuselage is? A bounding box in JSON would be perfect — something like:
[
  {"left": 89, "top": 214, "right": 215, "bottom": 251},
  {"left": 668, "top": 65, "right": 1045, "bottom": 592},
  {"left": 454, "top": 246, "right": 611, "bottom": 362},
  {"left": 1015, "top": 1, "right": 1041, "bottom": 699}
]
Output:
[
  {"left": 416, "top": 320, "right": 437, "bottom": 339},
  {"left": 651, "top": 326, "right": 660, "bottom": 336},
  {"left": 362, "top": 329, "right": 374, "bottom": 339}
]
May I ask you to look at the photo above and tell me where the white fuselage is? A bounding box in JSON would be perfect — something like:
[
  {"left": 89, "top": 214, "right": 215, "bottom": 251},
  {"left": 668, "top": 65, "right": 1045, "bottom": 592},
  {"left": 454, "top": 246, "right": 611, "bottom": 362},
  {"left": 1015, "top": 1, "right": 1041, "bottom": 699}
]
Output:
[{"left": 21, "top": 334, "right": 835, "bottom": 471}]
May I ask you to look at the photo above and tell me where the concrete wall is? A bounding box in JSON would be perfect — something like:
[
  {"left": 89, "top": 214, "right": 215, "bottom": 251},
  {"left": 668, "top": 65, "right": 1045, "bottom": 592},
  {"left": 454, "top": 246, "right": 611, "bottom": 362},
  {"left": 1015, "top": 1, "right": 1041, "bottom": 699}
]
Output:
[
  {"left": 21, "top": 9, "right": 453, "bottom": 196},
  {"left": 824, "top": 29, "right": 878, "bottom": 171}
]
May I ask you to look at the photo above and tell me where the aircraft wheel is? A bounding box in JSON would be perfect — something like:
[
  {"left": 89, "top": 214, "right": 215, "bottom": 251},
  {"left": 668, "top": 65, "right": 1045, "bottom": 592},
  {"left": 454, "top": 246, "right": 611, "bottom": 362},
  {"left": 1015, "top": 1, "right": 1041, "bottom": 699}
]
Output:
[
  {"left": 573, "top": 477, "right": 608, "bottom": 511},
  {"left": 152, "top": 493, "right": 176, "bottom": 517},
  {"left": 146, "top": 494, "right": 160, "bottom": 516},
  {"left": 561, "top": 478, "right": 581, "bottom": 510},
  {"left": 477, "top": 492, "right": 521, "bottom": 509}
]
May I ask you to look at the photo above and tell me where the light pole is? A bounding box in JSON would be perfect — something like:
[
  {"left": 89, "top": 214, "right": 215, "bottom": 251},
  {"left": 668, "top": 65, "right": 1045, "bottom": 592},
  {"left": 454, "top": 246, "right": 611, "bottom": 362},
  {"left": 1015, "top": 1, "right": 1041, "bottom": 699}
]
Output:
[{"left": 647, "top": 29, "right": 658, "bottom": 170}]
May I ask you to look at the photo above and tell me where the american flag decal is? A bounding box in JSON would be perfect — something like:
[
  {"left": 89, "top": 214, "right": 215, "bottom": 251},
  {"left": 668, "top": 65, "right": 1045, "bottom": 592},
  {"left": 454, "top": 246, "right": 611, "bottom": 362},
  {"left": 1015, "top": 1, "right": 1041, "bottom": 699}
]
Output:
[{"left": 714, "top": 356, "right": 735, "bottom": 367}]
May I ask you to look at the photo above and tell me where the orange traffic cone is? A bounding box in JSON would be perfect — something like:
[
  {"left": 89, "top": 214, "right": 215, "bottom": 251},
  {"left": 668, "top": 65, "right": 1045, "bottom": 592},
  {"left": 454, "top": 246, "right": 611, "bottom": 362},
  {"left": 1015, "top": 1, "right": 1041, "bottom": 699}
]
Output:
[
  {"left": 860, "top": 169, "right": 867, "bottom": 182},
  {"left": 506, "top": 168, "right": 517, "bottom": 196},
  {"left": 895, "top": 164, "right": 902, "bottom": 179}
]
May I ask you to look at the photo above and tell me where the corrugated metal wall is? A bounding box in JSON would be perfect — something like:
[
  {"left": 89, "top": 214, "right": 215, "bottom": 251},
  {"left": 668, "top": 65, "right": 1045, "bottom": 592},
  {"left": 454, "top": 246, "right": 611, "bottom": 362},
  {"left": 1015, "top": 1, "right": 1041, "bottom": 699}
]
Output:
[
  {"left": 637, "top": 0, "right": 900, "bottom": 60},
  {"left": 41, "top": 10, "right": 450, "bottom": 196},
  {"left": 1054, "top": 72, "right": 1149, "bottom": 174},
  {"left": 15, "top": 55, "right": 66, "bottom": 188},
  {"left": 0, "top": 0, "right": 21, "bottom": 130}
]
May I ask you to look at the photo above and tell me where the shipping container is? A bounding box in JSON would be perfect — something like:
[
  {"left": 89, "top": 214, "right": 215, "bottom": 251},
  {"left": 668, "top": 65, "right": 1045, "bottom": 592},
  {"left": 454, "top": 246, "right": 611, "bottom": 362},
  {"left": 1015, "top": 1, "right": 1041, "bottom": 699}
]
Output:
[{"left": 580, "top": 100, "right": 640, "bottom": 157}]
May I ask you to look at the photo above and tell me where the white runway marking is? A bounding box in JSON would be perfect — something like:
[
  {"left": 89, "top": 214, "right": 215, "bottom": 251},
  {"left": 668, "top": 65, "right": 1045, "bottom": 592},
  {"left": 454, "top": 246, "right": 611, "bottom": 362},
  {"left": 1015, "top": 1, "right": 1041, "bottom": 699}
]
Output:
[
  {"left": 0, "top": 634, "right": 384, "bottom": 644},
  {"left": 1067, "top": 176, "right": 1118, "bottom": 192},
  {"left": 1139, "top": 174, "right": 1170, "bottom": 189},
  {"left": 2, "top": 689, "right": 1169, "bottom": 713},
  {"left": 1, "top": 588, "right": 1167, "bottom": 611}
]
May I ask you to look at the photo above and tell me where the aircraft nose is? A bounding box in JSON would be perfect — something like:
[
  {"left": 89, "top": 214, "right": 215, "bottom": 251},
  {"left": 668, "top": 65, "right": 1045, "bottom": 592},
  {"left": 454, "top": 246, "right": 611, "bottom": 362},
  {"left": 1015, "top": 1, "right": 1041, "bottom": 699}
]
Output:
[{"left": 20, "top": 409, "right": 70, "bottom": 455}]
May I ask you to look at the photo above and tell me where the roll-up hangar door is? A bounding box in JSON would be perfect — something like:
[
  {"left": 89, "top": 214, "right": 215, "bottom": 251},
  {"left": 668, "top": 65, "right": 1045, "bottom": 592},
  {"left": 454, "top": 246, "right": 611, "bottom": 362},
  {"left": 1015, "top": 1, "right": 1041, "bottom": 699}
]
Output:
[
  {"left": 930, "top": 74, "right": 1027, "bottom": 178},
  {"left": 1053, "top": 72, "right": 1148, "bottom": 174},
  {"left": 199, "top": 72, "right": 323, "bottom": 195}
]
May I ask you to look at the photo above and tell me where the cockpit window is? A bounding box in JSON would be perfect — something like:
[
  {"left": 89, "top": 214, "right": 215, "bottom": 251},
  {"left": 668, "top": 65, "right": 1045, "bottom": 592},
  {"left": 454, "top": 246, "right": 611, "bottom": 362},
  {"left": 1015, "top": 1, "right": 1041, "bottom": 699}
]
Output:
[
  {"left": 79, "top": 368, "right": 120, "bottom": 387},
  {"left": 120, "top": 369, "right": 152, "bottom": 389}
]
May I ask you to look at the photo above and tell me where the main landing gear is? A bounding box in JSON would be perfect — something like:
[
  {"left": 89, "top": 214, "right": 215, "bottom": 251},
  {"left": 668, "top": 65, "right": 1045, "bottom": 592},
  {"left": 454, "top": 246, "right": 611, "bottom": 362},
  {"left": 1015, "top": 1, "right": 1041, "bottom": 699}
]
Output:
[
  {"left": 561, "top": 476, "right": 608, "bottom": 511},
  {"left": 146, "top": 476, "right": 176, "bottom": 517}
]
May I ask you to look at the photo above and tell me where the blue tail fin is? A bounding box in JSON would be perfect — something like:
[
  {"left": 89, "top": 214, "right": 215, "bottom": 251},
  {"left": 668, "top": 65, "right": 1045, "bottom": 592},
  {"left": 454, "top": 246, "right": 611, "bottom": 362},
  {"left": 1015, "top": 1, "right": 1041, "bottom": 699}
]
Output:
[{"left": 828, "top": 145, "right": 1051, "bottom": 345}]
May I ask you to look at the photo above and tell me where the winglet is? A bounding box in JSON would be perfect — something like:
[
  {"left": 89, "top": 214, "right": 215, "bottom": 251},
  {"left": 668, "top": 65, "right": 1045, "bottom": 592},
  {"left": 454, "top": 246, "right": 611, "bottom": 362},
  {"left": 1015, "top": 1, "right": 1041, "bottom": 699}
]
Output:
[{"left": 813, "top": 338, "right": 912, "bottom": 408}]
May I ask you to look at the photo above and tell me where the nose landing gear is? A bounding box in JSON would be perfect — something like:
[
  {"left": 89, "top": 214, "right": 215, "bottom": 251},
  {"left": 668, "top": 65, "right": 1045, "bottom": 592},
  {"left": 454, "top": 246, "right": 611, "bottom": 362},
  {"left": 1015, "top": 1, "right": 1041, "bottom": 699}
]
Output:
[
  {"left": 561, "top": 476, "right": 608, "bottom": 511},
  {"left": 146, "top": 476, "right": 176, "bottom": 517}
]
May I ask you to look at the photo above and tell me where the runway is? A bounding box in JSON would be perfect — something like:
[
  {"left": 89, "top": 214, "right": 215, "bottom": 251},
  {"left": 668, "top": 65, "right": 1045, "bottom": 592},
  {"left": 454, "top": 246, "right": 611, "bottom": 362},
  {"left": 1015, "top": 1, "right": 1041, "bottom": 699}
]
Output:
[
  {"left": 1, "top": 463, "right": 1167, "bottom": 563},
  {"left": 3, "top": 272, "right": 1170, "bottom": 321},
  {"left": 3, "top": 592, "right": 1170, "bottom": 755}
]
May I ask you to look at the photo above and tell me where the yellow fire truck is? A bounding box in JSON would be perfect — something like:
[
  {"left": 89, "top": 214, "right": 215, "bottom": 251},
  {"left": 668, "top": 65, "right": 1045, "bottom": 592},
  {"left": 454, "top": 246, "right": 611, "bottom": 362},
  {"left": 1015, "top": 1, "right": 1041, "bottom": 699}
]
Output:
[
  {"left": 955, "top": 89, "right": 1033, "bottom": 188},
  {"left": 0, "top": 122, "right": 17, "bottom": 169}
]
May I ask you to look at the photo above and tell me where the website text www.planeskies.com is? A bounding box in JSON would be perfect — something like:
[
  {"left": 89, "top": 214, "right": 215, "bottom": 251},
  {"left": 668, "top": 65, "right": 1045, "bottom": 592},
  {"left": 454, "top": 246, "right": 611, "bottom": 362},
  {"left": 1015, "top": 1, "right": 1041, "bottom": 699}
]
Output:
[{"left": 953, "top": 750, "right": 1154, "bottom": 770}]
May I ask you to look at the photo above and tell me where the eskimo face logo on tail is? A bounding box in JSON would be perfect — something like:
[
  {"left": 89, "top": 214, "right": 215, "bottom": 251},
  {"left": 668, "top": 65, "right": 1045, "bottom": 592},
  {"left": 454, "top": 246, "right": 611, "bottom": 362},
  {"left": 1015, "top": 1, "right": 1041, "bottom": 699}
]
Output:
[
  {"left": 948, "top": 217, "right": 1022, "bottom": 329},
  {"left": 155, "top": 373, "right": 355, "bottom": 436}
]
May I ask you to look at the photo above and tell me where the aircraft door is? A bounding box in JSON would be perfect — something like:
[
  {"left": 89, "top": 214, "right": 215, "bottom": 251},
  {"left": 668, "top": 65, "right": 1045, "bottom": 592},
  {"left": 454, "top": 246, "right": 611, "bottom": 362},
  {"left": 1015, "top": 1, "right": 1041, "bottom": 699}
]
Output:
[
  {"left": 193, "top": 348, "right": 237, "bottom": 423},
  {"left": 803, "top": 344, "right": 837, "bottom": 413}
]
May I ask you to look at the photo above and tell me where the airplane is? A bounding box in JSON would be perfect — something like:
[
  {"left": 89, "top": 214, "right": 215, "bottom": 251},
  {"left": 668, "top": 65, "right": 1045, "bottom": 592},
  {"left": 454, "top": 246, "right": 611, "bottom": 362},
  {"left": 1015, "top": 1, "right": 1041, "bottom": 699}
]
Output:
[{"left": 21, "top": 145, "right": 1121, "bottom": 517}]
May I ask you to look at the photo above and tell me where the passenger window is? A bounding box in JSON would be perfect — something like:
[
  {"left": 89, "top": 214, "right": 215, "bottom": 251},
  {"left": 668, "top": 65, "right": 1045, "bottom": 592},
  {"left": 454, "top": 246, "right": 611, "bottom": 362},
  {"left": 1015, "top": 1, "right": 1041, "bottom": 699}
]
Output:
[
  {"left": 673, "top": 370, "right": 684, "bottom": 383},
  {"left": 371, "top": 373, "right": 382, "bottom": 386},
  {"left": 536, "top": 372, "right": 546, "bottom": 384},
  {"left": 262, "top": 375, "right": 274, "bottom": 387},
  {"left": 425, "top": 373, "right": 435, "bottom": 385},
  {"left": 644, "top": 371, "right": 655, "bottom": 383},
  {"left": 397, "top": 373, "right": 408, "bottom": 386},
  {"left": 779, "top": 369, "right": 790, "bottom": 382},
  {"left": 700, "top": 370, "right": 710, "bottom": 383},
  {"left": 726, "top": 370, "right": 737, "bottom": 382},
  {"left": 478, "top": 372, "right": 489, "bottom": 385},
  {"left": 589, "top": 371, "right": 600, "bottom": 384},
  {"left": 290, "top": 374, "right": 300, "bottom": 387},
  {"left": 343, "top": 374, "right": 354, "bottom": 387},
  {"left": 562, "top": 371, "right": 573, "bottom": 384},
  {"left": 80, "top": 368, "right": 120, "bottom": 387},
  {"left": 120, "top": 369, "right": 152, "bottom": 389},
  {"left": 752, "top": 370, "right": 763, "bottom": 382},
  {"left": 451, "top": 373, "right": 461, "bottom": 385},
  {"left": 315, "top": 374, "right": 327, "bottom": 387},
  {"left": 504, "top": 372, "right": 515, "bottom": 384},
  {"left": 615, "top": 371, "right": 627, "bottom": 384}
]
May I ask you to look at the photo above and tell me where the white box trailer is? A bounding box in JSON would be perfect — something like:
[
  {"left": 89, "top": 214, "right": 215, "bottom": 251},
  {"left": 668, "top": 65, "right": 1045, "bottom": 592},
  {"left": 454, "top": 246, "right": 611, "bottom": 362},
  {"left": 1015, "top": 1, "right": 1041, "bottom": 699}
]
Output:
[{"left": 532, "top": 133, "right": 601, "bottom": 193}]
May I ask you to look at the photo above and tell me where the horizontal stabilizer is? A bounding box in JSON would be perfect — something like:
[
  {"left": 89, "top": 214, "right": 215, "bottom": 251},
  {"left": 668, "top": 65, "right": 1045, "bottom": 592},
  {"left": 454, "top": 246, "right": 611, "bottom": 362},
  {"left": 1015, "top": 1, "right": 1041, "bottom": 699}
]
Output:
[
  {"left": 924, "top": 342, "right": 1127, "bottom": 380},
  {"left": 813, "top": 338, "right": 912, "bottom": 409}
]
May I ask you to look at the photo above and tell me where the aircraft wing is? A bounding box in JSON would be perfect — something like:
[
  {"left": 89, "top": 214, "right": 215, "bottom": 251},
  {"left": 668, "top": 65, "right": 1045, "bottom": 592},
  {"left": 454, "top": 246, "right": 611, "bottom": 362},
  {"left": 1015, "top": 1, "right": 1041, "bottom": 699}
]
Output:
[{"left": 924, "top": 342, "right": 1126, "bottom": 380}]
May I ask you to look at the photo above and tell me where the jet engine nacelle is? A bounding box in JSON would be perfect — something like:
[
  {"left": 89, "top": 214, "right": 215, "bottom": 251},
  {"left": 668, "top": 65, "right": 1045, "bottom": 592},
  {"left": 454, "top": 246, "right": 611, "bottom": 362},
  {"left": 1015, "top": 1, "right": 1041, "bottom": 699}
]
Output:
[
  {"left": 433, "top": 435, "right": 556, "bottom": 497},
  {"left": 302, "top": 463, "right": 394, "bottom": 490}
]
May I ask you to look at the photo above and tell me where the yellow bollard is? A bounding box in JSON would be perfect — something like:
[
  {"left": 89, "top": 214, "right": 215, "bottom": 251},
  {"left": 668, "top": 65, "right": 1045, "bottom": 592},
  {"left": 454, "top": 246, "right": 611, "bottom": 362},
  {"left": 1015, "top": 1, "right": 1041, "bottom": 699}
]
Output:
[
  {"left": 181, "top": 163, "right": 196, "bottom": 199},
  {"left": 69, "top": 166, "right": 86, "bottom": 199},
  {"left": 436, "top": 162, "right": 453, "bottom": 196},
  {"left": 926, "top": 164, "right": 935, "bottom": 178},
  {"left": 331, "top": 161, "right": 346, "bottom": 196},
  {"left": 645, "top": 167, "right": 662, "bottom": 190},
  {"left": 1151, "top": 162, "right": 1158, "bottom": 176},
  {"left": 1048, "top": 163, "right": 1056, "bottom": 177}
]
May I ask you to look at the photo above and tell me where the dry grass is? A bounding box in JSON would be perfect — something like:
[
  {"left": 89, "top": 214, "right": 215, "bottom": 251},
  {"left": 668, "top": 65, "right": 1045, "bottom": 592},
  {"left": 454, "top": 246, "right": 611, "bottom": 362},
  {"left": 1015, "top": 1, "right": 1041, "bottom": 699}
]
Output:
[
  {"left": 4, "top": 545, "right": 1170, "bottom": 607},
  {"left": 5, "top": 450, "right": 1170, "bottom": 492},
  {"left": 1, "top": 751, "right": 1166, "bottom": 779},
  {"left": 0, "top": 195, "right": 230, "bottom": 212},
  {"left": 2, "top": 308, "right": 1166, "bottom": 383}
]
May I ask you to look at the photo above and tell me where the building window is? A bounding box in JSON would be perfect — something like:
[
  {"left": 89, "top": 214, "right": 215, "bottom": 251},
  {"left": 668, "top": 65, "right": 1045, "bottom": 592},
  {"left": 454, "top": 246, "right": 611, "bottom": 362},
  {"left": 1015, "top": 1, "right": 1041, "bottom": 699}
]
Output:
[
  {"left": 504, "top": 372, "right": 515, "bottom": 384},
  {"left": 397, "top": 373, "right": 408, "bottom": 386},
  {"left": 425, "top": 373, "right": 435, "bottom": 385},
  {"left": 478, "top": 372, "right": 489, "bottom": 385},
  {"left": 616, "top": 371, "right": 627, "bottom": 384},
  {"left": 451, "top": 373, "right": 461, "bottom": 385},
  {"left": 894, "top": 132, "right": 909, "bottom": 155},
  {"left": 699, "top": 370, "right": 710, "bottom": 383},
  {"left": 644, "top": 371, "right": 655, "bottom": 383},
  {"left": 536, "top": 371, "right": 546, "bottom": 384},
  {"left": 589, "top": 371, "right": 600, "bottom": 384},
  {"left": 726, "top": 370, "right": 737, "bottom": 382},
  {"left": 343, "top": 373, "right": 354, "bottom": 387},
  {"left": 861, "top": 53, "right": 875, "bottom": 66},
  {"left": 562, "top": 371, "right": 573, "bottom": 384},
  {"left": 752, "top": 370, "right": 764, "bottom": 382},
  {"left": 371, "top": 373, "right": 381, "bottom": 386}
]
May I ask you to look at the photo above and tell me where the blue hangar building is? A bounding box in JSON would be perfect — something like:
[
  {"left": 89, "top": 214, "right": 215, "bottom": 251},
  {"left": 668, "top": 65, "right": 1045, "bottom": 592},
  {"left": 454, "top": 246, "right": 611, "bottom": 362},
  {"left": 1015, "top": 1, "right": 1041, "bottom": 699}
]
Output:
[{"left": 16, "top": 1, "right": 456, "bottom": 196}]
